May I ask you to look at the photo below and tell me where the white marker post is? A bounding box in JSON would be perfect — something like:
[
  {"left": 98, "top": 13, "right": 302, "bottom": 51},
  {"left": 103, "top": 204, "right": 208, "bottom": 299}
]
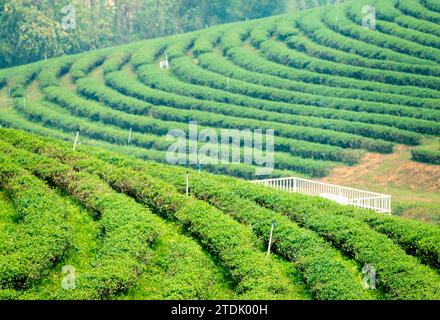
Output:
[
  {"left": 128, "top": 127, "right": 132, "bottom": 145},
  {"left": 23, "top": 97, "right": 26, "bottom": 108},
  {"left": 227, "top": 76, "right": 230, "bottom": 88},
  {"left": 267, "top": 221, "right": 277, "bottom": 256},
  {"left": 73, "top": 131, "right": 80, "bottom": 151},
  {"left": 186, "top": 171, "right": 189, "bottom": 196}
]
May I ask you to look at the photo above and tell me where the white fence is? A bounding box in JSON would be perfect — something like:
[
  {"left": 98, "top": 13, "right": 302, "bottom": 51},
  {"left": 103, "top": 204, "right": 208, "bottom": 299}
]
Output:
[{"left": 251, "top": 177, "right": 391, "bottom": 214}]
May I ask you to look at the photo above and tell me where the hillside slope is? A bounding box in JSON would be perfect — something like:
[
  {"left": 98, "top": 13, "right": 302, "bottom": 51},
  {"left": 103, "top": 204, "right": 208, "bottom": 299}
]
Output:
[
  {"left": 0, "top": 0, "right": 439, "bottom": 220},
  {"left": 0, "top": 128, "right": 439, "bottom": 300}
]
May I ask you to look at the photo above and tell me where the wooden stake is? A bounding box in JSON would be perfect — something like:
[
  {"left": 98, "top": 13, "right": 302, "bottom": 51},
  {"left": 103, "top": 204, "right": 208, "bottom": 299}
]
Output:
[
  {"left": 267, "top": 222, "right": 276, "bottom": 256},
  {"left": 73, "top": 131, "right": 80, "bottom": 151},
  {"left": 128, "top": 127, "right": 132, "bottom": 145},
  {"left": 186, "top": 171, "right": 189, "bottom": 196}
]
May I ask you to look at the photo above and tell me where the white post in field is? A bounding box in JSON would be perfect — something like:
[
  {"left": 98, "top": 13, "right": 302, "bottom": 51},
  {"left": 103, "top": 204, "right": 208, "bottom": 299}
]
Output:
[
  {"left": 186, "top": 171, "right": 189, "bottom": 196},
  {"left": 267, "top": 222, "right": 275, "bottom": 256},
  {"left": 73, "top": 131, "right": 80, "bottom": 151}
]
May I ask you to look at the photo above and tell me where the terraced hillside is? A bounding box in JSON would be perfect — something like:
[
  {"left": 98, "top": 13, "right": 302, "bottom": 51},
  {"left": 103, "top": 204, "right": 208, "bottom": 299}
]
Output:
[
  {"left": 0, "top": 0, "right": 439, "bottom": 299},
  {"left": 1, "top": 0, "right": 439, "bottom": 223},
  {"left": 0, "top": 128, "right": 439, "bottom": 300},
  {"left": 0, "top": 0, "right": 438, "bottom": 178}
]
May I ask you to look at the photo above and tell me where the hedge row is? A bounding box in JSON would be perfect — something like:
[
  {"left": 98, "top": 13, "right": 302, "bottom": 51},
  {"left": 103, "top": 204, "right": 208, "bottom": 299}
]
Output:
[
  {"left": 225, "top": 46, "right": 440, "bottom": 109},
  {"left": 375, "top": 0, "right": 440, "bottom": 37},
  {"left": 14, "top": 96, "right": 332, "bottom": 177},
  {"left": 170, "top": 56, "right": 440, "bottom": 134},
  {"left": 347, "top": 1, "right": 440, "bottom": 49},
  {"left": 102, "top": 50, "right": 132, "bottom": 75},
  {"left": 300, "top": 7, "right": 437, "bottom": 67},
  {"left": 38, "top": 57, "right": 75, "bottom": 88},
  {"left": 249, "top": 19, "right": 277, "bottom": 47},
  {"left": 3, "top": 131, "right": 306, "bottom": 300},
  {"left": 0, "top": 153, "right": 71, "bottom": 289},
  {"left": 220, "top": 24, "right": 252, "bottom": 51},
  {"left": 83, "top": 146, "right": 440, "bottom": 277},
  {"left": 294, "top": 10, "right": 440, "bottom": 76},
  {"left": 87, "top": 71, "right": 357, "bottom": 166},
  {"left": 227, "top": 45, "right": 440, "bottom": 100},
  {"left": 411, "top": 148, "right": 440, "bottom": 165},
  {"left": 377, "top": 19, "right": 440, "bottom": 49},
  {"left": 423, "top": 0, "right": 440, "bottom": 13},
  {"left": 0, "top": 140, "right": 165, "bottom": 299},
  {"left": 192, "top": 29, "right": 223, "bottom": 56},
  {"left": 84, "top": 144, "right": 440, "bottom": 300},
  {"left": 4, "top": 62, "right": 43, "bottom": 97},
  {"left": 217, "top": 178, "right": 440, "bottom": 300},
  {"left": 105, "top": 71, "right": 365, "bottom": 163},
  {"left": 329, "top": 5, "right": 440, "bottom": 65},
  {"left": 127, "top": 162, "right": 371, "bottom": 300},
  {"left": 257, "top": 40, "right": 440, "bottom": 122},
  {"left": 49, "top": 88, "right": 344, "bottom": 176},
  {"left": 107, "top": 71, "right": 394, "bottom": 154},
  {"left": 316, "top": 7, "right": 438, "bottom": 67},
  {"left": 70, "top": 52, "right": 108, "bottom": 80},
  {"left": 2, "top": 137, "right": 238, "bottom": 299},
  {"left": 397, "top": 0, "right": 440, "bottom": 24},
  {"left": 0, "top": 111, "right": 303, "bottom": 180},
  {"left": 166, "top": 35, "right": 196, "bottom": 60},
  {"left": 131, "top": 40, "right": 169, "bottom": 68},
  {"left": 139, "top": 62, "right": 422, "bottom": 145},
  {"left": 259, "top": 35, "right": 440, "bottom": 93},
  {"left": 76, "top": 78, "right": 153, "bottom": 115}
]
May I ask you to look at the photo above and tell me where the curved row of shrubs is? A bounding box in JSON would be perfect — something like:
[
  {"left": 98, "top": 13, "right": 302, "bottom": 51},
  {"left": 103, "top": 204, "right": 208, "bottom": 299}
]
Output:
[
  {"left": 170, "top": 55, "right": 440, "bottom": 134},
  {"left": 0, "top": 111, "right": 303, "bottom": 180},
  {"left": 138, "top": 63, "right": 421, "bottom": 145},
  {"left": 213, "top": 176, "right": 440, "bottom": 300},
  {"left": 0, "top": 152, "right": 71, "bottom": 290},
  {"left": 411, "top": 148, "right": 440, "bottom": 165},
  {"left": 106, "top": 71, "right": 394, "bottom": 153},
  {"left": 86, "top": 145, "right": 440, "bottom": 300},
  {"left": 227, "top": 45, "right": 440, "bottom": 100},
  {"left": 294, "top": 10, "right": 440, "bottom": 75},
  {"left": 1, "top": 130, "right": 307, "bottom": 300},
  {"left": 79, "top": 77, "right": 361, "bottom": 166},
  {"left": 397, "top": 0, "right": 440, "bottom": 24},
  {"left": 1, "top": 135, "right": 239, "bottom": 299},
  {"left": 225, "top": 45, "right": 440, "bottom": 109},
  {"left": 374, "top": 0, "right": 440, "bottom": 37},
  {"left": 326, "top": 5, "right": 440, "bottom": 65}
]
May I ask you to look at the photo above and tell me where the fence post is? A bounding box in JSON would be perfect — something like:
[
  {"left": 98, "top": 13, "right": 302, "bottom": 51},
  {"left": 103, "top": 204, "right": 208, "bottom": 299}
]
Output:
[
  {"left": 128, "top": 127, "right": 132, "bottom": 145},
  {"left": 186, "top": 171, "right": 189, "bottom": 196},
  {"left": 73, "top": 131, "right": 79, "bottom": 151},
  {"left": 267, "top": 221, "right": 276, "bottom": 256}
]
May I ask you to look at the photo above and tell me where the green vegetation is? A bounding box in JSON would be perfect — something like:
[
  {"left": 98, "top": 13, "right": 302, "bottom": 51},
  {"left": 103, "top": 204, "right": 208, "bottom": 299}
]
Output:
[
  {"left": 412, "top": 149, "right": 440, "bottom": 165},
  {"left": 0, "top": 0, "right": 439, "bottom": 300},
  {"left": 0, "top": 129, "right": 439, "bottom": 300}
]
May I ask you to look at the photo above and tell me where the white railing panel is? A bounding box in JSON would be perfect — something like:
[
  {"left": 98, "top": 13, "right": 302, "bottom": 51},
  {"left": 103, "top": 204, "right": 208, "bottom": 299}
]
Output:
[{"left": 251, "top": 177, "right": 391, "bottom": 214}]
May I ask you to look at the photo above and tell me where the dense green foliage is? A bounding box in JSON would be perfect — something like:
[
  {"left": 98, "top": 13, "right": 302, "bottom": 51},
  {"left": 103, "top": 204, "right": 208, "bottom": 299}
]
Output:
[
  {"left": 411, "top": 148, "right": 440, "bottom": 165},
  {"left": 0, "top": 0, "right": 439, "bottom": 301},
  {"left": 0, "top": 129, "right": 439, "bottom": 301}
]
